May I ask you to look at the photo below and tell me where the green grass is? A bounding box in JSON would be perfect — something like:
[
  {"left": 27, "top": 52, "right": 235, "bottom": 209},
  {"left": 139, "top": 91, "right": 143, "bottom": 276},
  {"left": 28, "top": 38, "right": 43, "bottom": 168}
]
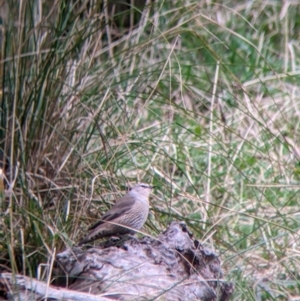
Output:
[{"left": 1, "top": 0, "right": 300, "bottom": 300}]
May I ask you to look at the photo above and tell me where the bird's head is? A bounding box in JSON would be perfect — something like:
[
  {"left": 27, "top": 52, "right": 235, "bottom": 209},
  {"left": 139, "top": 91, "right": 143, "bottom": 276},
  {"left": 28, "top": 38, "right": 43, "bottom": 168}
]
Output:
[{"left": 129, "top": 183, "right": 153, "bottom": 198}]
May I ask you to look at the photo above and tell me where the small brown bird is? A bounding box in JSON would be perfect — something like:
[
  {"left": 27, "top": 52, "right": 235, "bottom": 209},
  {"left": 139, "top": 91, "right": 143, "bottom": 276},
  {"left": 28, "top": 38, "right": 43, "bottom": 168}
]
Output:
[{"left": 78, "top": 183, "right": 153, "bottom": 245}]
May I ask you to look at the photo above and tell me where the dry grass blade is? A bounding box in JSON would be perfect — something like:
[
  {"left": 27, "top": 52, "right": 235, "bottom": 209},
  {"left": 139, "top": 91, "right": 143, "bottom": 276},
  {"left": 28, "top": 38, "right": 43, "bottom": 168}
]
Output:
[{"left": 0, "top": 1, "right": 300, "bottom": 300}]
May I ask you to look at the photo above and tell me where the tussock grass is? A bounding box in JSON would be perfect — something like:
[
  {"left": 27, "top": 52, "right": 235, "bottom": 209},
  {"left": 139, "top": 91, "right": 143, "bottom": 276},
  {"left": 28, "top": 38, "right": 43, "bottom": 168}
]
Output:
[{"left": 1, "top": 0, "right": 300, "bottom": 299}]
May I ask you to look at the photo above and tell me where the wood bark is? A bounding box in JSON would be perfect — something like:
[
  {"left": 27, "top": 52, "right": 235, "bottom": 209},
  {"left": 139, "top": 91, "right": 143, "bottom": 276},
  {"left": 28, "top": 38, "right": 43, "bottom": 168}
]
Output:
[{"left": 0, "top": 222, "right": 234, "bottom": 300}]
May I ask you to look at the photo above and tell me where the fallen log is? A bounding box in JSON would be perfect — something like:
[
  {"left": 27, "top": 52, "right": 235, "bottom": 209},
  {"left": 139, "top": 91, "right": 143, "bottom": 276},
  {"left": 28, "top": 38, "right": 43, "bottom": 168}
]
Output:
[{"left": 0, "top": 222, "right": 234, "bottom": 301}]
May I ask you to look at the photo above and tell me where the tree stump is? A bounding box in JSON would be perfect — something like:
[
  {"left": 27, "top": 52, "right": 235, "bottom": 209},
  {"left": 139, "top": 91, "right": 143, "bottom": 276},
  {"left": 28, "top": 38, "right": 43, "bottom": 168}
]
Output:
[
  {"left": 0, "top": 222, "right": 233, "bottom": 300},
  {"left": 56, "top": 221, "right": 234, "bottom": 301}
]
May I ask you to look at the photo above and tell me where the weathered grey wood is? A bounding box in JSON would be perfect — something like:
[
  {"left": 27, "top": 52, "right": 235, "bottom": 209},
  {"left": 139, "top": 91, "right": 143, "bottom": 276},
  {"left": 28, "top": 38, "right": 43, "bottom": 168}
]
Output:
[
  {"left": 56, "top": 221, "right": 234, "bottom": 301},
  {"left": 1, "top": 272, "right": 112, "bottom": 301},
  {"left": 0, "top": 222, "right": 233, "bottom": 300}
]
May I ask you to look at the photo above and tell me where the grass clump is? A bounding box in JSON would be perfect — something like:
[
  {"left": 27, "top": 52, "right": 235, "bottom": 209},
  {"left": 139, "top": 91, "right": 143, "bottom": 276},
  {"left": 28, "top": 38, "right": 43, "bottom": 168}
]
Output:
[{"left": 1, "top": 0, "right": 300, "bottom": 300}]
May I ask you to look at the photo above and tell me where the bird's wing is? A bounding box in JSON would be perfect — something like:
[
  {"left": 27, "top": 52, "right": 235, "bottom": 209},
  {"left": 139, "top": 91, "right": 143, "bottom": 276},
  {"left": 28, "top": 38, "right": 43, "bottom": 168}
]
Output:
[{"left": 87, "top": 195, "right": 136, "bottom": 231}]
